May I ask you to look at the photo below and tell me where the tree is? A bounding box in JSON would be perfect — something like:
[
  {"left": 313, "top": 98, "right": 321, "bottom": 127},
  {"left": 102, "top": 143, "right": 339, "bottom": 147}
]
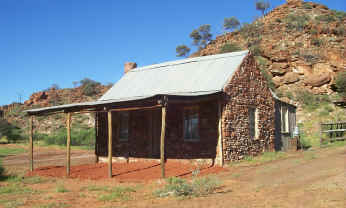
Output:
[
  {"left": 335, "top": 72, "right": 346, "bottom": 97},
  {"left": 176, "top": 45, "right": 191, "bottom": 57},
  {"left": 189, "top": 24, "right": 212, "bottom": 50},
  {"left": 256, "top": 0, "right": 270, "bottom": 15},
  {"left": 224, "top": 17, "right": 240, "bottom": 31},
  {"left": 189, "top": 29, "right": 202, "bottom": 46}
]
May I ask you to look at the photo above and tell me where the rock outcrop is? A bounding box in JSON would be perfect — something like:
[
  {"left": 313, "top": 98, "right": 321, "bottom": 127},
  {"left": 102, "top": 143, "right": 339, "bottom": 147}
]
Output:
[{"left": 198, "top": 0, "right": 345, "bottom": 96}]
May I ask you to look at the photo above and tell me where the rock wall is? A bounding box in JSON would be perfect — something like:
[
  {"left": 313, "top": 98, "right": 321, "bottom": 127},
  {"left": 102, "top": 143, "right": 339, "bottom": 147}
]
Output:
[{"left": 222, "top": 54, "right": 276, "bottom": 161}]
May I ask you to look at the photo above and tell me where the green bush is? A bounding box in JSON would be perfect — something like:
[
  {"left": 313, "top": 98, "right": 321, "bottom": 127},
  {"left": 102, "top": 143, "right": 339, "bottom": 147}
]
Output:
[
  {"left": 334, "top": 25, "right": 345, "bottom": 36},
  {"left": 331, "top": 10, "right": 346, "bottom": 21},
  {"left": 219, "top": 43, "right": 242, "bottom": 54},
  {"left": 335, "top": 72, "right": 346, "bottom": 97},
  {"left": 295, "top": 91, "right": 331, "bottom": 111},
  {"left": 315, "top": 14, "right": 336, "bottom": 23},
  {"left": 311, "top": 38, "right": 323, "bottom": 47},
  {"left": 285, "top": 14, "right": 310, "bottom": 31},
  {"left": 41, "top": 128, "right": 94, "bottom": 146},
  {"left": 239, "top": 22, "right": 264, "bottom": 39},
  {"left": 0, "top": 119, "right": 25, "bottom": 143},
  {"left": 79, "top": 78, "right": 101, "bottom": 96},
  {"left": 302, "top": 2, "right": 313, "bottom": 10},
  {"left": 154, "top": 176, "right": 221, "bottom": 198}
]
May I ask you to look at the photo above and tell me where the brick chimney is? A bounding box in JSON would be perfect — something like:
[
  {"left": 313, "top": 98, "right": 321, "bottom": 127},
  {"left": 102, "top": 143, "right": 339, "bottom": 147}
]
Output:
[{"left": 124, "top": 62, "right": 137, "bottom": 74}]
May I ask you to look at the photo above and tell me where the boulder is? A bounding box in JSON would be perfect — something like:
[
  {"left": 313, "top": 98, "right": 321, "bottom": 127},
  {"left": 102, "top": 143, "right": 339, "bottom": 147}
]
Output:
[
  {"left": 283, "top": 72, "right": 300, "bottom": 84},
  {"left": 272, "top": 76, "right": 283, "bottom": 87},
  {"left": 304, "top": 73, "right": 331, "bottom": 87},
  {"left": 294, "top": 64, "right": 312, "bottom": 75},
  {"left": 270, "top": 62, "right": 289, "bottom": 75}
]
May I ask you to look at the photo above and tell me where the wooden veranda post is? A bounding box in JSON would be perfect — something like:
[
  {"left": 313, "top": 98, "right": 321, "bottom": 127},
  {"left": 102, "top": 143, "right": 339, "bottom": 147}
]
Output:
[
  {"left": 107, "top": 111, "right": 113, "bottom": 178},
  {"left": 66, "top": 112, "right": 71, "bottom": 176},
  {"left": 29, "top": 116, "right": 34, "bottom": 172},
  {"left": 160, "top": 106, "right": 167, "bottom": 178},
  {"left": 217, "top": 100, "right": 224, "bottom": 166}
]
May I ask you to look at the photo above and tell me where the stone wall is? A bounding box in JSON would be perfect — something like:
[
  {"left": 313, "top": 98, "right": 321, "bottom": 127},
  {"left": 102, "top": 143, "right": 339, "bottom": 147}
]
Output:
[{"left": 222, "top": 54, "right": 276, "bottom": 161}]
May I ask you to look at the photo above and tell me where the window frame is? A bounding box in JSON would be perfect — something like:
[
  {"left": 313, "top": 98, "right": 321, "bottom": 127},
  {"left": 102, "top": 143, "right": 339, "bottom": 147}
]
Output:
[
  {"left": 118, "top": 111, "right": 129, "bottom": 142},
  {"left": 281, "top": 105, "right": 289, "bottom": 133},
  {"left": 183, "top": 106, "right": 200, "bottom": 142},
  {"left": 249, "top": 106, "right": 259, "bottom": 140}
]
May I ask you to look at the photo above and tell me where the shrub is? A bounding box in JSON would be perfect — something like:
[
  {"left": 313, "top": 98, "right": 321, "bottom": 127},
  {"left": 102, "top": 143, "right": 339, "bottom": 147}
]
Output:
[
  {"left": 311, "top": 38, "right": 323, "bottom": 47},
  {"left": 334, "top": 25, "right": 345, "bottom": 36},
  {"left": 302, "top": 2, "right": 313, "bottom": 10},
  {"left": 260, "top": 69, "right": 275, "bottom": 90},
  {"left": 249, "top": 44, "right": 262, "bottom": 56},
  {"left": 331, "top": 10, "right": 346, "bottom": 21},
  {"left": 80, "top": 78, "right": 100, "bottom": 96},
  {"left": 42, "top": 128, "right": 95, "bottom": 147},
  {"left": 310, "top": 29, "right": 318, "bottom": 35},
  {"left": 219, "top": 43, "right": 242, "bottom": 54},
  {"left": 189, "top": 24, "right": 212, "bottom": 50},
  {"left": 154, "top": 176, "right": 221, "bottom": 198},
  {"left": 335, "top": 72, "right": 346, "bottom": 97},
  {"left": 315, "top": 14, "right": 336, "bottom": 23},
  {"left": 239, "top": 22, "right": 263, "bottom": 39},
  {"left": 0, "top": 119, "right": 25, "bottom": 143},
  {"left": 285, "top": 14, "right": 310, "bottom": 31},
  {"left": 223, "top": 17, "right": 240, "bottom": 31},
  {"left": 256, "top": 0, "right": 270, "bottom": 15},
  {"left": 176, "top": 45, "right": 191, "bottom": 57},
  {"left": 98, "top": 186, "right": 136, "bottom": 202}
]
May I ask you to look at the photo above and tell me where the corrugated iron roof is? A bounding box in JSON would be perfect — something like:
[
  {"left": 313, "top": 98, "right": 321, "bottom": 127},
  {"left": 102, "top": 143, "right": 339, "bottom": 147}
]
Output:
[
  {"left": 100, "top": 50, "right": 249, "bottom": 101},
  {"left": 25, "top": 50, "right": 249, "bottom": 114}
]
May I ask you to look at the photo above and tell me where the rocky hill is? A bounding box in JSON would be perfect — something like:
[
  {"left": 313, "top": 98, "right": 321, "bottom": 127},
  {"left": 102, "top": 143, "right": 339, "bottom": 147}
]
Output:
[
  {"left": 199, "top": 0, "right": 345, "bottom": 97},
  {"left": 0, "top": 82, "right": 112, "bottom": 137}
]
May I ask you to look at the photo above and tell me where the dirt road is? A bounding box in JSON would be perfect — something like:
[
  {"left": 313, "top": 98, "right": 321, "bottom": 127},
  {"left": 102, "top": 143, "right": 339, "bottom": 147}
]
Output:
[{"left": 1, "top": 145, "right": 345, "bottom": 208}]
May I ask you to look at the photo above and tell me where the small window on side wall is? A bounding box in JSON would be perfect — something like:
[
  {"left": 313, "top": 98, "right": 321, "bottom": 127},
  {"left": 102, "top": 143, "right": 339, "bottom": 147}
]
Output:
[
  {"left": 249, "top": 107, "right": 259, "bottom": 140},
  {"left": 281, "top": 106, "right": 289, "bottom": 133},
  {"left": 119, "top": 112, "right": 129, "bottom": 141},
  {"left": 183, "top": 107, "right": 200, "bottom": 141}
]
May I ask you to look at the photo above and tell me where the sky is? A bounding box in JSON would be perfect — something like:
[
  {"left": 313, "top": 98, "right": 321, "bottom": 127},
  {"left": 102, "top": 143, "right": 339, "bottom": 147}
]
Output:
[{"left": 1, "top": 0, "right": 345, "bottom": 106}]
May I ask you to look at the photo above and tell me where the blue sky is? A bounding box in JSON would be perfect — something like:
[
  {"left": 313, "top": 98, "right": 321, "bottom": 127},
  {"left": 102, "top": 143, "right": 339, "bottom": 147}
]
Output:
[{"left": 0, "top": 0, "right": 345, "bottom": 105}]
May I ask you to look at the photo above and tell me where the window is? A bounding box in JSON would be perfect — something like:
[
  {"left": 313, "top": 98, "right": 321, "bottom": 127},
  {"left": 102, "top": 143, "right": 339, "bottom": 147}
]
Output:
[
  {"left": 281, "top": 106, "right": 289, "bottom": 133},
  {"left": 249, "top": 107, "right": 259, "bottom": 140},
  {"left": 183, "top": 107, "right": 199, "bottom": 141},
  {"left": 119, "top": 112, "right": 129, "bottom": 141}
]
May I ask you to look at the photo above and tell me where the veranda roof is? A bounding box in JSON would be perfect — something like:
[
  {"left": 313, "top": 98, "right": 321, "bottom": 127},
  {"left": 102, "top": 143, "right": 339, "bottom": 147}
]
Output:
[{"left": 25, "top": 50, "right": 249, "bottom": 115}]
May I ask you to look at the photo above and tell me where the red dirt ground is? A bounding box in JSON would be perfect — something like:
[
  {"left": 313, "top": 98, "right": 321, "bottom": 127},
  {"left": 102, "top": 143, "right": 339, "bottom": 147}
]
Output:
[{"left": 26, "top": 161, "right": 226, "bottom": 182}]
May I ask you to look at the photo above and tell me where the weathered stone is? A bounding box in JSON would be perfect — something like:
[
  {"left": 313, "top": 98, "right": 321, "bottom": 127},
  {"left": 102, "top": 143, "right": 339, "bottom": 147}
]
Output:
[
  {"left": 272, "top": 76, "right": 283, "bottom": 87},
  {"left": 294, "top": 64, "right": 312, "bottom": 75},
  {"left": 304, "top": 73, "right": 331, "bottom": 87},
  {"left": 270, "top": 62, "right": 289, "bottom": 75},
  {"left": 283, "top": 72, "right": 300, "bottom": 84}
]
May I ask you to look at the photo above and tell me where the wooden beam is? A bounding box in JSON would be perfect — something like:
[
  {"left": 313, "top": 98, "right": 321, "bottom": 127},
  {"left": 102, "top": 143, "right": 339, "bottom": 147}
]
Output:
[
  {"left": 217, "top": 100, "right": 224, "bottom": 166},
  {"left": 29, "top": 116, "right": 34, "bottom": 172},
  {"left": 160, "top": 107, "right": 167, "bottom": 178},
  {"left": 107, "top": 111, "right": 113, "bottom": 178},
  {"left": 66, "top": 112, "right": 71, "bottom": 176}
]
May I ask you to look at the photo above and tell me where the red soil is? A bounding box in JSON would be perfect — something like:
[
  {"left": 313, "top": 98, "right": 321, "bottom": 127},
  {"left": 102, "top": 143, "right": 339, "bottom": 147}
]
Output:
[{"left": 27, "top": 161, "right": 226, "bottom": 182}]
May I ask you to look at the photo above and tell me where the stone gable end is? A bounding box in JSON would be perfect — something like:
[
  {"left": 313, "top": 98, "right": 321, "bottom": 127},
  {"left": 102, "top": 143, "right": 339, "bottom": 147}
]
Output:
[{"left": 222, "top": 54, "right": 276, "bottom": 161}]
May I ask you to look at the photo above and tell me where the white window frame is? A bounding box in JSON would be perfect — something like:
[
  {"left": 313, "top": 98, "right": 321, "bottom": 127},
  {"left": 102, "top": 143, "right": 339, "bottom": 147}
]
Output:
[
  {"left": 281, "top": 106, "right": 289, "bottom": 133},
  {"left": 249, "top": 107, "right": 259, "bottom": 140}
]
